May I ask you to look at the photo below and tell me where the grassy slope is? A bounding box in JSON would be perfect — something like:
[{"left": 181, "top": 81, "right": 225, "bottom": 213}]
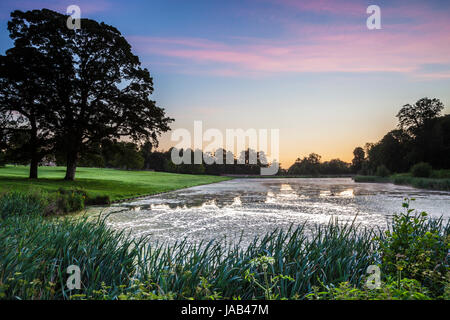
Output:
[{"left": 0, "top": 165, "right": 230, "bottom": 201}]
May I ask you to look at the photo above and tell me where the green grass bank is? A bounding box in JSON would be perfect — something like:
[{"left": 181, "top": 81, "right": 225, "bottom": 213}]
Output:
[
  {"left": 354, "top": 172, "right": 450, "bottom": 191},
  {"left": 0, "top": 165, "right": 230, "bottom": 203}
]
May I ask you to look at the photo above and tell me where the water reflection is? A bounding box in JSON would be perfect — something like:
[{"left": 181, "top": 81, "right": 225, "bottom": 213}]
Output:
[
  {"left": 338, "top": 189, "right": 354, "bottom": 197},
  {"left": 99, "top": 178, "right": 450, "bottom": 247},
  {"left": 119, "top": 183, "right": 360, "bottom": 211}
]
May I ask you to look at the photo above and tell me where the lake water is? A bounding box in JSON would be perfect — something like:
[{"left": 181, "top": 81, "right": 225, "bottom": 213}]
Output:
[{"left": 97, "top": 178, "right": 450, "bottom": 246}]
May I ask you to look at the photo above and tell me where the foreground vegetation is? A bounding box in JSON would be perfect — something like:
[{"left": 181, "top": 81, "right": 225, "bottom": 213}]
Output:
[
  {"left": 0, "top": 192, "right": 448, "bottom": 300},
  {"left": 0, "top": 165, "right": 229, "bottom": 203}
]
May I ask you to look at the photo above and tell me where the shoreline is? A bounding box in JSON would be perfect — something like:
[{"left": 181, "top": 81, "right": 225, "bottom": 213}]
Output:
[
  {"left": 108, "top": 177, "right": 233, "bottom": 204},
  {"left": 353, "top": 175, "right": 450, "bottom": 192}
]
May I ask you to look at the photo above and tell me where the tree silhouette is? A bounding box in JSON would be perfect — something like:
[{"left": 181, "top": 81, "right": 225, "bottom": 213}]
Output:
[
  {"left": 0, "top": 46, "right": 56, "bottom": 178},
  {"left": 360, "top": 98, "right": 449, "bottom": 174},
  {"left": 351, "top": 147, "right": 365, "bottom": 173},
  {"left": 396, "top": 97, "right": 444, "bottom": 132},
  {"left": 5, "top": 9, "right": 173, "bottom": 180}
]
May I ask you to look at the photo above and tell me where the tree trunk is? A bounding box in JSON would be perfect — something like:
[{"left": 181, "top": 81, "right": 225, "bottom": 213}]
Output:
[
  {"left": 29, "top": 156, "right": 39, "bottom": 179},
  {"left": 64, "top": 152, "right": 78, "bottom": 181},
  {"left": 29, "top": 121, "right": 39, "bottom": 179}
]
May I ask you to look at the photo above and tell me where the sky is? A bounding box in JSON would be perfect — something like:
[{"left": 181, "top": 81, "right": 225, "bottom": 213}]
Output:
[{"left": 1, "top": 0, "right": 449, "bottom": 168}]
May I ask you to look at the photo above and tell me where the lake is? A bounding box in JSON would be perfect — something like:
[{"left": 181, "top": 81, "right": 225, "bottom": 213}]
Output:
[{"left": 97, "top": 178, "right": 450, "bottom": 246}]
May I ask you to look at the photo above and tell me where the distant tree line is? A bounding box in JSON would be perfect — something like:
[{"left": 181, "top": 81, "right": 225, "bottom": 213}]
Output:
[
  {"left": 351, "top": 98, "right": 449, "bottom": 176},
  {"left": 286, "top": 153, "right": 351, "bottom": 176},
  {"left": 54, "top": 140, "right": 272, "bottom": 176},
  {"left": 15, "top": 140, "right": 353, "bottom": 176}
]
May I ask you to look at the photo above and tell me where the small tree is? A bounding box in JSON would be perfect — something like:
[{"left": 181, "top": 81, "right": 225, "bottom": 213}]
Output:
[
  {"left": 112, "top": 142, "right": 144, "bottom": 170},
  {"left": 376, "top": 165, "right": 390, "bottom": 177},
  {"left": 351, "top": 147, "right": 365, "bottom": 173},
  {"left": 140, "top": 141, "right": 153, "bottom": 169},
  {"left": 410, "top": 162, "right": 432, "bottom": 178}
]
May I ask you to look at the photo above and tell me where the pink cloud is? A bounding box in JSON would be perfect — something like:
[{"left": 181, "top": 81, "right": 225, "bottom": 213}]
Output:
[
  {"left": 129, "top": 26, "right": 450, "bottom": 77},
  {"left": 128, "top": 2, "right": 450, "bottom": 79}
]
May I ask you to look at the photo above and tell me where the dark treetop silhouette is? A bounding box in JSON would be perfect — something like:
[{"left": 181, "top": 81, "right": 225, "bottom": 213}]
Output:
[
  {"left": 0, "top": 9, "right": 173, "bottom": 180},
  {"left": 352, "top": 97, "right": 449, "bottom": 175}
]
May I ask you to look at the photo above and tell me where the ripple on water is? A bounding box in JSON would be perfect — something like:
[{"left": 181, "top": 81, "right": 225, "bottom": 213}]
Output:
[{"left": 93, "top": 178, "right": 450, "bottom": 247}]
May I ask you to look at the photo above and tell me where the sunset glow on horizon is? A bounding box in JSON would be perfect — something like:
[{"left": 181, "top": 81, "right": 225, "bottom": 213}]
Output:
[{"left": 1, "top": 0, "right": 449, "bottom": 168}]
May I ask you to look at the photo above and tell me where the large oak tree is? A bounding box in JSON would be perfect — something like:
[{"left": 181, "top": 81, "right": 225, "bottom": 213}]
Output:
[{"left": 2, "top": 9, "right": 173, "bottom": 180}]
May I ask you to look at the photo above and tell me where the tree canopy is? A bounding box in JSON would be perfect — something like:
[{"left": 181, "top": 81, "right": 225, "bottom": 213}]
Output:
[
  {"left": 354, "top": 97, "right": 449, "bottom": 175},
  {"left": 0, "top": 46, "right": 57, "bottom": 177},
  {"left": 0, "top": 9, "right": 173, "bottom": 179},
  {"left": 396, "top": 97, "right": 444, "bottom": 132}
]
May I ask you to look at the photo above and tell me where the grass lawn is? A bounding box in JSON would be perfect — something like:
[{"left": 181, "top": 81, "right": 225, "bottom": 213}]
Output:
[{"left": 0, "top": 165, "right": 230, "bottom": 202}]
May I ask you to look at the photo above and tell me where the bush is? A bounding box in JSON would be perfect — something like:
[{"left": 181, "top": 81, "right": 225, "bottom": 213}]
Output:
[
  {"left": 0, "top": 189, "right": 49, "bottom": 219},
  {"left": 0, "top": 188, "right": 89, "bottom": 218},
  {"left": 307, "top": 277, "right": 432, "bottom": 300},
  {"left": 85, "top": 195, "right": 111, "bottom": 205},
  {"left": 52, "top": 188, "right": 86, "bottom": 214},
  {"left": 431, "top": 169, "right": 450, "bottom": 179},
  {"left": 375, "top": 165, "right": 390, "bottom": 177},
  {"left": 411, "top": 162, "right": 433, "bottom": 178},
  {"left": 377, "top": 198, "right": 449, "bottom": 296}
]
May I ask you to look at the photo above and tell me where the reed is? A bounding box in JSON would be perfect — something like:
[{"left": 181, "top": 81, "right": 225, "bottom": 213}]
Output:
[
  {"left": 1, "top": 200, "right": 447, "bottom": 300},
  {"left": 1, "top": 214, "right": 378, "bottom": 299},
  {"left": 0, "top": 214, "right": 144, "bottom": 299}
]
